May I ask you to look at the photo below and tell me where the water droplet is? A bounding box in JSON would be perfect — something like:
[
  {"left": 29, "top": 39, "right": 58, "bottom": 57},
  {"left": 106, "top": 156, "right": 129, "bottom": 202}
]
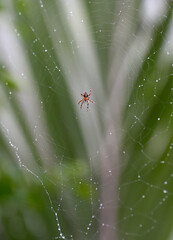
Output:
[{"left": 69, "top": 11, "right": 73, "bottom": 16}]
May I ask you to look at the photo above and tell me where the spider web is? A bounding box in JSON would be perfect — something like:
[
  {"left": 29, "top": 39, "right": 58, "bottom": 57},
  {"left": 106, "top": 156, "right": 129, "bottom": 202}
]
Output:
[{"left": 0, "top": 0, "right": 173, "bottom": 240}]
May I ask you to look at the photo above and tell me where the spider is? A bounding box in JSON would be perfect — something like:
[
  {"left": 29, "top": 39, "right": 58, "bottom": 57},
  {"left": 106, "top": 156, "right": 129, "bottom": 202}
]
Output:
[{"left": 78, "top": 89, "right": 95, "bottom": 110}]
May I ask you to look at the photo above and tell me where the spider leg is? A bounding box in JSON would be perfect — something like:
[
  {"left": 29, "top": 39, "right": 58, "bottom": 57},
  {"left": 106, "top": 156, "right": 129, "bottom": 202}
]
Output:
[
  {"left": 89, "top": 99, "right": 95, "bottom": 104},
  {"left": 87, "top": 101, "right": 89, "bottom": 111},
  {"left": 88, "top": 89, "right": 91, "bottom": 96},
  {"left": 78, "top": 100, "right": 82, "bottom": 104},
  {"left": 80, "top": 101, "right": 84, "bottom": 109}
]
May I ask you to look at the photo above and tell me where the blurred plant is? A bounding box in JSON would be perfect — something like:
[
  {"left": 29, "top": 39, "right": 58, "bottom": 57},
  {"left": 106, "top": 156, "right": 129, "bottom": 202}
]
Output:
[{"left": 0, "top": 0, "right": 173, "bottom": 240}]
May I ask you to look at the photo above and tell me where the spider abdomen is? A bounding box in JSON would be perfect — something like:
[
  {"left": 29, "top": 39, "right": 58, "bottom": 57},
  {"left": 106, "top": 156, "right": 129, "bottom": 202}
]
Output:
[{"left": 84, "top": 92, "right": 88, "bottom": 98}]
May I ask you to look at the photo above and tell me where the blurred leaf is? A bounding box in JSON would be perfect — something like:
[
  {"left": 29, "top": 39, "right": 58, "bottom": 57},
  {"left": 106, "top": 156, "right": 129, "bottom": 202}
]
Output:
[
  {"left": 0, "top": 1, "right": 173, "bottom": 240},
  {"left": 0, "top": 67, "right": 18, "bottom": 90}
]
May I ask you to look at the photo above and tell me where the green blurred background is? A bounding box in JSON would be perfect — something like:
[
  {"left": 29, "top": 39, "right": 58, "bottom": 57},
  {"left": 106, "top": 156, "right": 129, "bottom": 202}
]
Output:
[{"left": 0, "top": 0, "right": 173, "bottom": 240}]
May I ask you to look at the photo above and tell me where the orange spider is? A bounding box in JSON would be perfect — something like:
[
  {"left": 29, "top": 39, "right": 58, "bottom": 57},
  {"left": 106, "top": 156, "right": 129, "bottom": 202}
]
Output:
[{"left": 78, "top": 89, "right": 95, "bottom": 110}]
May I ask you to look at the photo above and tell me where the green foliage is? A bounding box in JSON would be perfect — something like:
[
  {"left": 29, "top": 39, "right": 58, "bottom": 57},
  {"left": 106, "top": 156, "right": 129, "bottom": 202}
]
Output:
[
  {"left": 0, "top": 0, "right": 173, "bottom": 240},
  {"left": 0, "top": 67, "right": 18, "bottom": 90}
]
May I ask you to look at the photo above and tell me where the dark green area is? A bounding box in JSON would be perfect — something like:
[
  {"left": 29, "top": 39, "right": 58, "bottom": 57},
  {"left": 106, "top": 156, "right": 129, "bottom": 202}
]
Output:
[{"left": 0, "top": 0, "right": 173, "bottom": 240}]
